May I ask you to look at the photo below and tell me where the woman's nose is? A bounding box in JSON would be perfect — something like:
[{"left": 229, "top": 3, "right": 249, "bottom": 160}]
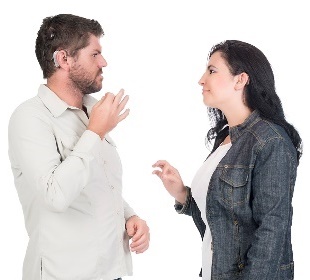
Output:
[{"left": 198, "top": 73, "right": 206, "bottom": 86}]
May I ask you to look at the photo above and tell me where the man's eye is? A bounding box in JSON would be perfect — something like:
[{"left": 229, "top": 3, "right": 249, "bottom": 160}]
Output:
[{"left": 92, "top": 53, "right": 98, "bottom": 57}]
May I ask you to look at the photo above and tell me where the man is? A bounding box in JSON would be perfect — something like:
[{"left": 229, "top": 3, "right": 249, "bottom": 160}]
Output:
[{"left": 8, "top": 14, "right": 150, "bottom": 280}]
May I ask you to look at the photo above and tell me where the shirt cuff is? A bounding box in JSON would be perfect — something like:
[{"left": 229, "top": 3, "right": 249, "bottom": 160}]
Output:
[
  {"left": 124, "top": 209, "right": 137, "bottom": 221},
  {"left": 70, "top": 130, "right": 104, "bottom": 163},
  {"left": 174, "top": 186, "right": 191, "bottom": 214}
]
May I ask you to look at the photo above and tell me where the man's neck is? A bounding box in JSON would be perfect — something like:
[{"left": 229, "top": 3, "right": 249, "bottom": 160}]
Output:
[{"left": 46, "top": 78, "right": 84, "bottom": 109}]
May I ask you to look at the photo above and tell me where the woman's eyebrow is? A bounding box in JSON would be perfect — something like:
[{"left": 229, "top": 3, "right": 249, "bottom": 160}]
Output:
[{"left": 207, "top": 64, "right": 217, "bottom": 70}]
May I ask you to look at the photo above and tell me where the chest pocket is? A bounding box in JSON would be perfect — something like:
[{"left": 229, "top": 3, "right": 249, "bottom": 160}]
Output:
[
  {"left": 55, "top": 134, "right": 80, "bottom": 161},
  {"left": 219, "top": 167, "right": 250, "bottom": 206}
]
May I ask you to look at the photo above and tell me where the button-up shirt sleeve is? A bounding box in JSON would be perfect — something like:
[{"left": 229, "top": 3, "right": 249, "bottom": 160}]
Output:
[
  {"left": 9, "top": 106, "right": 102, "bottom": 212},
  {"left": 123, "top": 199, "right": 136, "bottom": 220},
  {"left": 8, "top": 85, "right": 136, "bottom": 279}
]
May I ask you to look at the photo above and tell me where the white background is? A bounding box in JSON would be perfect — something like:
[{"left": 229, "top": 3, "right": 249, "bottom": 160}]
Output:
[{"left": 1, "top": 0, "right": 308, "bottom": 279}]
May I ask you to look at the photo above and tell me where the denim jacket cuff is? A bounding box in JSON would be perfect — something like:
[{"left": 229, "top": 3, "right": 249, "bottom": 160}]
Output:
[{"left": 174, "top": 186, "right": 191, "bottom": 214}]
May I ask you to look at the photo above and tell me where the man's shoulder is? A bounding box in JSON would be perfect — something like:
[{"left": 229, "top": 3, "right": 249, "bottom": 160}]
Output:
[{"left": 10, "top": 95, "right": 47, "bottom": 123}]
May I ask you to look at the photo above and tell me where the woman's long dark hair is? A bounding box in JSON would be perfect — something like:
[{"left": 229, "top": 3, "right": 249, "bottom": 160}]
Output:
[{"left": 206, "top": 40, "right": 302, "bottom": 163}]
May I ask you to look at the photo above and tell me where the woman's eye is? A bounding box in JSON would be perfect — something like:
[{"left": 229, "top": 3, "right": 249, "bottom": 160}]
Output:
[{"left": 209, "top": 69, "right": 215, "bottom": 74}]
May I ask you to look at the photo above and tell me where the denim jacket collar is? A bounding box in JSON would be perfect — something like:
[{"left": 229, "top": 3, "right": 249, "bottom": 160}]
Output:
[{"left": 229, "top": 110, "right": 261, "bottom": 144}]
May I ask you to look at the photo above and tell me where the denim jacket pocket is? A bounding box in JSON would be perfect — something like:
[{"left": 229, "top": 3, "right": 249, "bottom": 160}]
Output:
[
  {"left": 219, "top": 167, "right": 250, "bottom": 206},
  {"left": 278, "top": 262, "right": 294, "bottom": 280}
]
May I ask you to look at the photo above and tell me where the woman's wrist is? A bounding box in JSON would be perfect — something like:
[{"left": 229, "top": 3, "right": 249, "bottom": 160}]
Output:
[
  {"left": 174, "top": 187, "right": 191, "bottom": 214},
  {"left": 175, "top": 186, "right": 187, "bottom": 204}
]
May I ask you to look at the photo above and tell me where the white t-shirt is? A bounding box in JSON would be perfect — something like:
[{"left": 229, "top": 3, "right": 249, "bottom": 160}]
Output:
[{"left": 191, "top": 143, "right": 232, "bottom": 280}]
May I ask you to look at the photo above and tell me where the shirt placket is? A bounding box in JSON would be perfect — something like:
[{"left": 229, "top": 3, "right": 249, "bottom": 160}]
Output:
[{"left": 102, "top": 157, "right": 124, "bottom": 270}]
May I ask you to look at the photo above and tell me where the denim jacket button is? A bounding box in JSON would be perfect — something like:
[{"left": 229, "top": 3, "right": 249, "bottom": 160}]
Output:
[{"left": 238, "top": 263, "right": 244, "bottom": 269}]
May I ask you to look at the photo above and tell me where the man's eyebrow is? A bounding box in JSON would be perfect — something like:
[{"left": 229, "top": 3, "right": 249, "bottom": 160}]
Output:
[{"left": 92, "top": 48, "right": 102, "bottom": 53}]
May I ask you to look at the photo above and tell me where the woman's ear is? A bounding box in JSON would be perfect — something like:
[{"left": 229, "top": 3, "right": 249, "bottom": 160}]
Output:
[{"left": 235, "top": 72, "right": 249, "bottom": 90}]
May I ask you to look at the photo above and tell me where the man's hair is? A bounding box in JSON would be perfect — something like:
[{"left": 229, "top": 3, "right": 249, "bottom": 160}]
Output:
[{"left": 35, "top": 14, "right": 104, "bottom": 78}]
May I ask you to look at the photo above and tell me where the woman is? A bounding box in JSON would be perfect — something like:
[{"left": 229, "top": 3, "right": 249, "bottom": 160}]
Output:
[{"left": 152, "top": 40, "right": 302, "bottom": 279}]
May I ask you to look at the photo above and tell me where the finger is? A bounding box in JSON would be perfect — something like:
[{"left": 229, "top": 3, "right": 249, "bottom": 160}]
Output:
[
  {"left": 131, "top": 240, "right": 149, "bottom": 253},
  {"left": 97, "top": 92, "right": 114, "bottom": 107},
  {"left": 113, "top": 89, "right": 125, "bottom": 104},
  {"left": 132, "top": 220, "right": 149, "bottom": 240},
  {"left": 161, "top": 163, "right": 174, "bottom": 176},
  {"left": 131, "top": 243, "right": 149, "bottom": 254},
  {"left": 152, "top": 160, "right": 168, "bottom": 168},
  {"left": 117, "top": 95, "right": 129, "bottom": 113},
  {"left": 131, "top": 233, "right": 149, "bottom": 248},
  {"left": 163, "top": 163, "right": 179, "bottom": 177},
  {"left": 131, "top": 227, "right": 144, "bottom": 242},
  {"left": 103, "top": 92, "right": 115, "bottom": 100},
  {"left": 152, "top": 170, "right": 162, "bottom": 177},
  {"left": 131, "top": 233, "right": 147, "bottom": 247},
  {"left": 93, "top": 95, "right": 106, "bottom": 108},
  {"left": 118, "top": 108, "right": 130, "bottom": 123},
  {"left": 126, "top": 222, "right": 135, "bottom": 237}
]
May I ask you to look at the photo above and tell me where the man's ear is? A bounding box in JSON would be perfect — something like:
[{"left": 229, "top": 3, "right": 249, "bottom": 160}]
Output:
[
  {"left": 235, "top": 72, "right": 249, "bottom": 90},
  {"left": 53, "top": 50, "right": 69, "bottom": 69}
]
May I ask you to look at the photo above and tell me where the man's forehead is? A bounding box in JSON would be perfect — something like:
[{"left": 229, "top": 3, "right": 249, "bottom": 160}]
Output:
[{"left": 85, "top": 35, "right": 102, "bottom": 50}]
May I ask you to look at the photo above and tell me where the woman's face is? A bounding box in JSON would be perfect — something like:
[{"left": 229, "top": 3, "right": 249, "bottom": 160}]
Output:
[{"left": 199, "top": 51, "right": 238, "bottom": 110}]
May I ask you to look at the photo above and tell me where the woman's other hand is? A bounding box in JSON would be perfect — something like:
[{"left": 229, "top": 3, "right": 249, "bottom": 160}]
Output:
[{"left": 152, "top": 160, "right": 187, "bottom": 204}]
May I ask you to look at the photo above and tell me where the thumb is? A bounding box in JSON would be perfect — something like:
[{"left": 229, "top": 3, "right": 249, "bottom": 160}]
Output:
[{"left": 126, "top": 222, "right": 135, "bottom": 237}]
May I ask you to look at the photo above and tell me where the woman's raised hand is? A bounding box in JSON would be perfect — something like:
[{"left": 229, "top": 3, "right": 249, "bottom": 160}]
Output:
[{"left": 152, "top": 160, "right": 187, "bottom": 204}]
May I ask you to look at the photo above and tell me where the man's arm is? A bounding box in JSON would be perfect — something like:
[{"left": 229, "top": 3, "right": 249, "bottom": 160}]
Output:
[{"left": 9, "top": 107, "right": 103, "bottom": 212}]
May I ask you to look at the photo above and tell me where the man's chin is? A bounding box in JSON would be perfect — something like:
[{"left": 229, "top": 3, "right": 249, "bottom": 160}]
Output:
[{"left": 84, "top": 83, "right": 102, "bottom": 95}]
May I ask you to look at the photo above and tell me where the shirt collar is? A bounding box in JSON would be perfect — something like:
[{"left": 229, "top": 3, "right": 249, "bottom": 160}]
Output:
[
  {"left": 229, "top": 110, "right": 261, "bottom": 143},
  {"left": 37, "top": 84, "right": 98, "bottom": 117}
]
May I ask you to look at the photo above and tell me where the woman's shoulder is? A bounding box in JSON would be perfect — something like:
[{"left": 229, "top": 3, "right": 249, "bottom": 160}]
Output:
[
  {"left": 248, "top": 118, "right": 297, "bottom": 161},
  {"left": 248, "top": 118, "right": 290, "bottom": 143}
]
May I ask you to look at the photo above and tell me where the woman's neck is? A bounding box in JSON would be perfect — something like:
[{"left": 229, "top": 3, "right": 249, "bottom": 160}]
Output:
[{"left": 223, "top": 106, "right": 253, "bottom": 128}]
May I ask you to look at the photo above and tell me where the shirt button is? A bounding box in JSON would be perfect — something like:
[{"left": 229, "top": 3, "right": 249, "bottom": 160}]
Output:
[{"left": 111, "top": 185, "right": 114, "bottom": 189}]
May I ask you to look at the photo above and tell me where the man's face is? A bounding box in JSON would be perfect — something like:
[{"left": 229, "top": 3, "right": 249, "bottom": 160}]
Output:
[{"left": 69, "top": 34, "right": 107, "bottom": 95}]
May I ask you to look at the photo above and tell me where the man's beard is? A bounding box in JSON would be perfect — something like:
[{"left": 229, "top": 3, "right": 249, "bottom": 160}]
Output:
[{"left": 69, "top": 64, "right": 102, "bottom": 95}]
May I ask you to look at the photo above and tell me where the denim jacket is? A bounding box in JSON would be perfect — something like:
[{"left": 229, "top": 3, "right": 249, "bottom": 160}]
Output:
[{"left": 175, "top": 111, "right": 297, "bottom": 280}]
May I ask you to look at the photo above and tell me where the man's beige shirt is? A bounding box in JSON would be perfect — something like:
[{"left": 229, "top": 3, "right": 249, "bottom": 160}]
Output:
[{"left": 8, "top": 85, "right": 136, "bottom": 280}]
